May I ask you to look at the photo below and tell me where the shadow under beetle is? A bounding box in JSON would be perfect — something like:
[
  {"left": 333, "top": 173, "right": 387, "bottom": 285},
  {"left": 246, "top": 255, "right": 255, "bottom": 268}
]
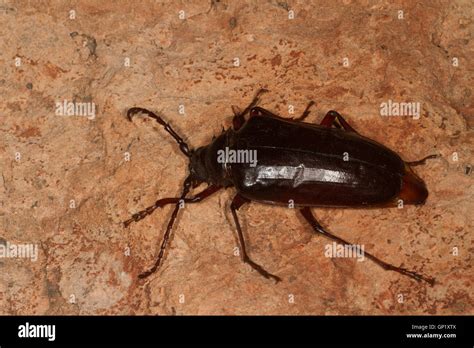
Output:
[{"left": 123, "top": 89, "right": 438, "bottom": 285}]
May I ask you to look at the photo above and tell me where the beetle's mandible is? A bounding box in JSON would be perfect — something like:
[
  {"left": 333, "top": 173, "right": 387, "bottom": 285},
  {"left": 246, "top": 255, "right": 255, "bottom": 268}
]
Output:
[{"left": 123, "top": 89, "right": 438, "bottom": 285}]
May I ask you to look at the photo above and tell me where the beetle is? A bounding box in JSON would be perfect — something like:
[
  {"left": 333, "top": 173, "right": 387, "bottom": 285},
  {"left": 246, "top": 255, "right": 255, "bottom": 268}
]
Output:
[{"left": 123, "top": 89, "right": 438, "bottom": 285}]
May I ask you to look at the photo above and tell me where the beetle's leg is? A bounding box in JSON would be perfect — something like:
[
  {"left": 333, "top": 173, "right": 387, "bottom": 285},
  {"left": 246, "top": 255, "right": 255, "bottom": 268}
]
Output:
[
  {"left": 320, "top": 110, "right": 358, "bottom": 133},
  {"left": 406, "top": 154, "right": 440, "bottom": 166},
  {"left": 137, "top": 176, "right": 194, "bottom": 279},
  {"left": 127, "top": 107, "right": 191, "bottom": 157},
  {"left": 299, "top": 207, "right": 435, "bottom": 286},
  {"left": 231, "top": 105, "right": 242, "bottom": 116},
  {"left": 233, "top": 88, "right": 268, "bottom": 130},
  {"left": 292, "top": 100, "right": 316, "bottom": 122},
  {"left": 124, "top": 185, "right": 221, "bottom": 227},
  {"left": 249, "top": 101, "right": 316, "bottom": 122},
  {"left": 249, "top": 106, "right": 280, "bottom": 118},
  {"left": 230, "top": 194, "right": 281, "bottom": 283}
]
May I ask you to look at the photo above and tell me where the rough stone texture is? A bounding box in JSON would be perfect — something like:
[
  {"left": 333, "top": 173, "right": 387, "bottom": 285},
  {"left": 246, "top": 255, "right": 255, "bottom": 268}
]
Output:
[{"left": 0, "top": 0, "right": 472, "bottom": 315}]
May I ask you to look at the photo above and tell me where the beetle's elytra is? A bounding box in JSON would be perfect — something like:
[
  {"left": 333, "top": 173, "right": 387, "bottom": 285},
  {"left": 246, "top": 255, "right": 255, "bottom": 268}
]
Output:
[{"left": 124, "top": 89, "right": 438, "bottom": 285}]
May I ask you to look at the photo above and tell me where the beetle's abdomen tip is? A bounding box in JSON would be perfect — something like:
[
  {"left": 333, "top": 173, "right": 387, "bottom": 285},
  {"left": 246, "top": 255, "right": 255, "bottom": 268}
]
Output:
[{"left": 398, "top": 167, "right": 429, "bottom": 205}]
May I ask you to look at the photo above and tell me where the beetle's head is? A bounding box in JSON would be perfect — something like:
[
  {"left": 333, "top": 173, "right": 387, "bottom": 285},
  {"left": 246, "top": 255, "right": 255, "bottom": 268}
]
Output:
[
  {"left": 188, "top": 132, "right": 231, "bottom": 187},
  {"left": 188, "top": 147, "right": 208, "bottom": 187}
]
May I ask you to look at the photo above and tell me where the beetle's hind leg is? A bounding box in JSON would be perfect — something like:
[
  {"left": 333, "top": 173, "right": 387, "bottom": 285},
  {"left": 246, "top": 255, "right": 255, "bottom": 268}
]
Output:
[
  {"left": 299, "top": 207, "right": 435, "bottom": 286},
  {"left": 230, "top": 194, "right": 281, "bottom": 283}
]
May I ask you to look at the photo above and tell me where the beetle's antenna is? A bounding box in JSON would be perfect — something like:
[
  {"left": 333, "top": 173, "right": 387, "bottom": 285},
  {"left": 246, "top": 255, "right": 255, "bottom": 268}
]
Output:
[
  {"left": 406, "top": 154, "right": 440, "bottom": 166},
  {"left": 138, "top": 175, "right": 193, "bottom": 279},
  {"left": 127, "top": 107, "right": 191, "bottom": 157}
]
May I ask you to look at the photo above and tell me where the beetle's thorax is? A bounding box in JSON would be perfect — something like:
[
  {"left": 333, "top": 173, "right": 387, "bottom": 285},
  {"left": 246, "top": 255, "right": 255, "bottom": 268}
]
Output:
[{"left": 189, "top": 131, "right": 234, "bottom": 187}]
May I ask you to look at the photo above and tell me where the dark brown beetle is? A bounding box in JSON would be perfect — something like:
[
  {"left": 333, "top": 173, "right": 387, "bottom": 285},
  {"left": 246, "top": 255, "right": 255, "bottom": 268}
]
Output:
[{"left": 124, "top": 89, "right": 438, "bottom": 285}]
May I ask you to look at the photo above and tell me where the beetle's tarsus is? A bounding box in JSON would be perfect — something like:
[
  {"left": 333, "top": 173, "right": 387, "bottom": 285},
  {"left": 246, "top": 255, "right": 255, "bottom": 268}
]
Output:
[
  {"left": 244, "top": 257, "right": 281, "bottom": 282},
  {"left": 406, "top": 154, "right": 440, "bottom": 166},
  {"left": 397, "top": 267, "right": 435, "bottom": 286},
  {"left": 138, "top": 267, "right": 157, "bottom": 279}
]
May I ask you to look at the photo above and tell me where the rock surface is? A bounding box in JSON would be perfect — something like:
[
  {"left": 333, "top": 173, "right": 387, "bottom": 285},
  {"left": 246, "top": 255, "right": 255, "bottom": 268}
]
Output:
[{"left": 0, "top": 0, "right": 472, "bottom": 314}]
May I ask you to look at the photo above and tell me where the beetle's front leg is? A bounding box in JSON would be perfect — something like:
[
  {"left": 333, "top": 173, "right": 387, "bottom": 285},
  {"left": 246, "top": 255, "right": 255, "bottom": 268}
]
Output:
[
  {"left": 299, "top": 207, "right": 435, "bottom": 286},
  {"left": 124, "top": 185, "right": 221, "bottom": 227},
  {"left": 137, "top": 176, "right": 193, "bottom": 279},
  {"left": 230, "top": 194, "right": 281, "bottom": 282}
]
